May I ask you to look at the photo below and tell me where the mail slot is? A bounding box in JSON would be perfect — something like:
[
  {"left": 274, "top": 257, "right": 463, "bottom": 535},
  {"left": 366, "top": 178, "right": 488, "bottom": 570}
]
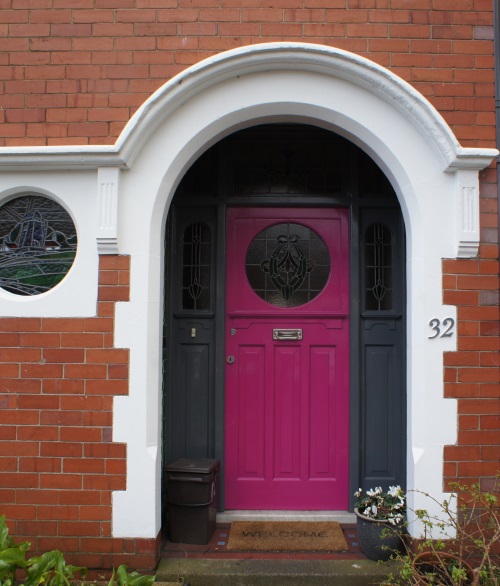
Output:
[{"left": 273, "top": 329, "right": 303, "bottom": 341}]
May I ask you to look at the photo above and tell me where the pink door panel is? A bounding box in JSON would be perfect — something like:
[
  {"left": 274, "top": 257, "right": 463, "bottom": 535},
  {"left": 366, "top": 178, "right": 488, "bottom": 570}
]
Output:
[{"left": 225, "top": 208, "right": 349, "bottom": 510}]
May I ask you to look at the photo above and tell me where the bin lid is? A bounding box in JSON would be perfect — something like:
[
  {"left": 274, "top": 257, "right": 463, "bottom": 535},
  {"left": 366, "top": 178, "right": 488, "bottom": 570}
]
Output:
[{"left": 165, "top": 458, "right": 220, "bottom": 474}]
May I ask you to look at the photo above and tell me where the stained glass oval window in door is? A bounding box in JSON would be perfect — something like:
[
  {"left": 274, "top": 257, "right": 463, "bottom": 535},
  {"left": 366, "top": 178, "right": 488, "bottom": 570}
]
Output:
[
  {"left": 245, "top": 222, "right": 330, "bottom": 307},
  {"left": 0, "top": 195, "right": 77, "bottom": 296}
]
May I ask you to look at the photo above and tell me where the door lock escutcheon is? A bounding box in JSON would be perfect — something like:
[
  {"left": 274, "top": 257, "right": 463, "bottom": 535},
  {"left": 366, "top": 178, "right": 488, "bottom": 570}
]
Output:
[{"left": 226, "top": 355, "right": 235, "bottom": 364}]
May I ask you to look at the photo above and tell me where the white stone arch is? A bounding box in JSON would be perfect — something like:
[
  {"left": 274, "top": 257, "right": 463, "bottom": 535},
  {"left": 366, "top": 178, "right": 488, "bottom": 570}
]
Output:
[{"left": 0, "top": 43, "right": 496, "bottom": 538}]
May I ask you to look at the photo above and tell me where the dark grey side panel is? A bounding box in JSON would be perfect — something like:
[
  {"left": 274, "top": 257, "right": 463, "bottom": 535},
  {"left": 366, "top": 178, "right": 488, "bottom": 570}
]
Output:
[
  {"left": 164, "top": 206, "right": 217, "bottom": 465},
  {"left": 358, "top": 206, "right": 406, "bottom": 492}
]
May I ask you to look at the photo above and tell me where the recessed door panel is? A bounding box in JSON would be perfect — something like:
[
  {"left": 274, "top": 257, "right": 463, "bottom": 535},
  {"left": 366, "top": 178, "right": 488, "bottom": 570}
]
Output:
[{"left": 237, "top": 344, "right": 266, "bottom": 479}]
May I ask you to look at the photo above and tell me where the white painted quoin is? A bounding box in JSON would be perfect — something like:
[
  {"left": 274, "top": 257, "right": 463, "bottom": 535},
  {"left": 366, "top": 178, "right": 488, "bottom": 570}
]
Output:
[{"left": 0, "top": 44, "right": 497, "bottom": 538}]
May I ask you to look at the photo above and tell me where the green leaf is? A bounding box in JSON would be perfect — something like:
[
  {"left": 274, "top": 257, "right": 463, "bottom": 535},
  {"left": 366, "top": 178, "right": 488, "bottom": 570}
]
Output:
[
  {"left": 115, "top": 565, "right": 155, "bottom": 586},
  {"left": 108, "top": 567, "right": 116, "bottom": 586},
  {"left": 0, "top": 548, "right": 28, "bottom": 565},
  {"left": 0, "top": 547, "right": 28, "bottom": 580},
  {"left": 62, "top": 564, "right": 87, "bottom": 582},
  {"left": 24, "top": 550, "right": 86, "bottom": 586},
  {"left": 0, "top": 516, "right": 31, "bottom": 555},
  {"left": 25, "top": 550, "right": 62, "bottom": 586},
  {"left": 0, "top": 516, "right": 10, "bottom": 551}
]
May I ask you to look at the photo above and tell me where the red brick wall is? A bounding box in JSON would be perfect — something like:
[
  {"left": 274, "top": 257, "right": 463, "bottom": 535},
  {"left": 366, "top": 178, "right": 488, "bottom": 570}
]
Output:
[
  {"left": 0, "top": 1, "right": 496, "bottom": 148},
  {"left": 443, "top": 165, "right": 500, "bottom": 492},
  {"left": 0, "top": 255, "right": 160, "bottom": 571}
]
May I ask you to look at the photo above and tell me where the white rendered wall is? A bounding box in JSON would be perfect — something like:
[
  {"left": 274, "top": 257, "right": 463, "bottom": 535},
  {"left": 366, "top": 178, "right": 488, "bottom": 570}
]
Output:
[{"left": 0, "top": 44, "right": 496, "bottom": 538}]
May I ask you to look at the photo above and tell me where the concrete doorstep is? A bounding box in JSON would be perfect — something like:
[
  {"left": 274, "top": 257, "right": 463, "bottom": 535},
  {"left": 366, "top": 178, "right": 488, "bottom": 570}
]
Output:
[{"left": 155, "top": 557, "right": 399, "bottom": 585}]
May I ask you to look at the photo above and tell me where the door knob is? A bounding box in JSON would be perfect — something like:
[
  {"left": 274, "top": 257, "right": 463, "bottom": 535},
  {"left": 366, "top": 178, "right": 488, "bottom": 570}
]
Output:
[{"left": 226, "top": 355, "right": 235, "bottom": 364}]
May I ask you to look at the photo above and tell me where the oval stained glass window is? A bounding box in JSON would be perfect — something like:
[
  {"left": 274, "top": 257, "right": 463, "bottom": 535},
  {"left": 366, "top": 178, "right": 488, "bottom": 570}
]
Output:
[
  {"left": 0, "top": 195, "right": 77, "bottom": 296},
  {"left": 245, "top": 222, "right": 330, "bottom": 308}
]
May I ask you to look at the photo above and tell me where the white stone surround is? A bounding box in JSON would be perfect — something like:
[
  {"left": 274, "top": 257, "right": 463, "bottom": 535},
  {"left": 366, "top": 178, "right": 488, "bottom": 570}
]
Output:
[{"left": 0, "top": 43, "right": 497, "bottom": 538}]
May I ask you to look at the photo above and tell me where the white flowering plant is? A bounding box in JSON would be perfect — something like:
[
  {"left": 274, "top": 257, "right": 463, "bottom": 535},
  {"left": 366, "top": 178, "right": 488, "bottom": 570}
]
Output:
[{"left": 354, "top": 485, "right": 406, "bottom": 525}]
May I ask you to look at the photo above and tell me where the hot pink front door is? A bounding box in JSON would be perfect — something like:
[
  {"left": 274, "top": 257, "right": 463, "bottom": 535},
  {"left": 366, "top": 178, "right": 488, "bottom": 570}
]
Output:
[{"left": 225, "top": 208, "right": 349, "bottom": 510}]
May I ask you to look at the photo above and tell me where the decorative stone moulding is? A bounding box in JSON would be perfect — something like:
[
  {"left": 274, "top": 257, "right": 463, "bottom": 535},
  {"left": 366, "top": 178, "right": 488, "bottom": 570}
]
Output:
[{"left": 97, "top": 167, "right": 120, "bottom": 255}]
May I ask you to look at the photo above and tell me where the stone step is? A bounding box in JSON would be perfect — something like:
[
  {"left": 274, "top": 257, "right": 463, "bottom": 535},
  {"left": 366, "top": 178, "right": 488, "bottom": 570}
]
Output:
[{"left": 156, "top": 557, "right": 398, "bottom": 585}]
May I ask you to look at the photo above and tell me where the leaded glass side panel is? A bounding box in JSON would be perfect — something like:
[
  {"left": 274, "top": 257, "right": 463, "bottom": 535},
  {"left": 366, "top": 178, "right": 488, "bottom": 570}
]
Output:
[
  {"left": 182, "top": 222, "right": 211, "bottom": 310},
  {"left": 245, "top": 222, "right": 330, "bottom": 308},
  {"left": 364, "top": 223, "right": 393, "bottom": 311}
]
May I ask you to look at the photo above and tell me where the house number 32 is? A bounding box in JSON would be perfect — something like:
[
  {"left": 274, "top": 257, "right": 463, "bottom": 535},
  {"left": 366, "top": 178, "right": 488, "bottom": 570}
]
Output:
[{"left": 428, "top": 318, "right": 455, "bottom": 339}]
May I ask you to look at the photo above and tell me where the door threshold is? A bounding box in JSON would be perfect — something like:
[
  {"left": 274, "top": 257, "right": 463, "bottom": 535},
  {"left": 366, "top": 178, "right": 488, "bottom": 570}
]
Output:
[{"left": 217, "top": 510, "right": 355, "bottom": 524}]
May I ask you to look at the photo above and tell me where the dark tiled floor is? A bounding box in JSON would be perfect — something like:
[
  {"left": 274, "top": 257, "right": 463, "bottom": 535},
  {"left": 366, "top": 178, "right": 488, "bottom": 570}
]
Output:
[{"left": 162, "top": 523, "right": 367, "bottom": 561}]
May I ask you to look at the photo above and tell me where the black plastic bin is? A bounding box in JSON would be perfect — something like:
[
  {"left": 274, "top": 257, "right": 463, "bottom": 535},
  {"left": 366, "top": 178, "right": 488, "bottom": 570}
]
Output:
[{"left": 165, "top": 458, "right": 220, "bottom": 545}]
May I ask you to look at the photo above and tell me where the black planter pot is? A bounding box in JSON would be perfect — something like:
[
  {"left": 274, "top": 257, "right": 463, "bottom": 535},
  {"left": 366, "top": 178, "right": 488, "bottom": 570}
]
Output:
[{"left": 355, "top": 508, "right": 405, "bottom": 561}]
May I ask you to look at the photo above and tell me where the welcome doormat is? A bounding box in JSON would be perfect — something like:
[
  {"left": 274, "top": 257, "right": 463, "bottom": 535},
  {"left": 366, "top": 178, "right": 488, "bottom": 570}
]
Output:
[{"left": 226, "top": 521, "right": 349, "bottom": 552}]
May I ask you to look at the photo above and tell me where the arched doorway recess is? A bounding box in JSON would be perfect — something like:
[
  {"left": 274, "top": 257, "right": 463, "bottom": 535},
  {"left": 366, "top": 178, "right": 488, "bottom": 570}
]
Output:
[
  {"left": 164, "top": 123, "right": 406, "bottom": 514},
  {"left": 105, "top": 43, "right": 496, "bottom": 537}
]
